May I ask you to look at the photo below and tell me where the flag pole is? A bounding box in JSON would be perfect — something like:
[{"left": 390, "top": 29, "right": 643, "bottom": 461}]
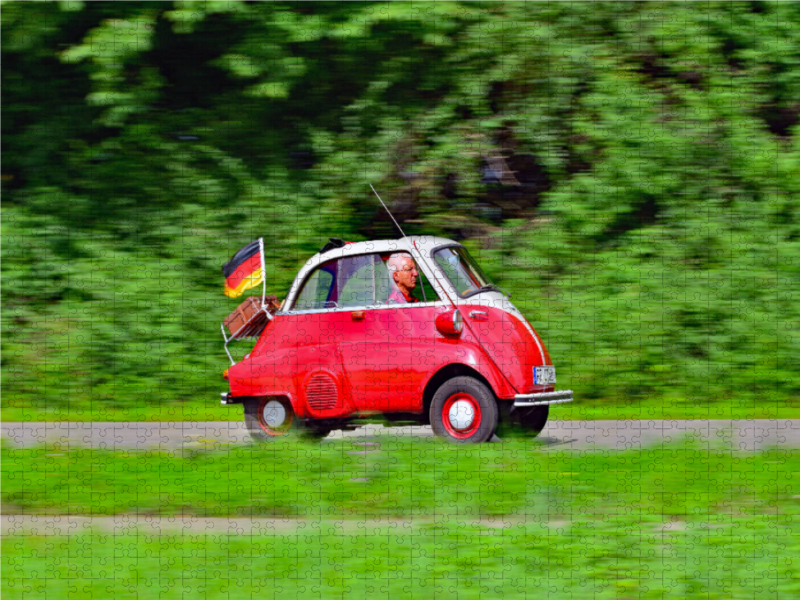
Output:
[{"left": 259, "top": 237, "right": 266, "bottom": 306}]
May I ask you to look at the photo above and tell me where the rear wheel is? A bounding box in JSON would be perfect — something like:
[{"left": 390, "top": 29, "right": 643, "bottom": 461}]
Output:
[
  {"left": 244, "top": 398, "right": 331, "bottom": 442},
  {"left": 298, "top": 423, "right": 334, "bottom": 441},
  {"left": 496, "top": 405, "right": 549, "bottom": 440},
  {"left": 430, "top": 377, "right": 498, "bottom": 443}
]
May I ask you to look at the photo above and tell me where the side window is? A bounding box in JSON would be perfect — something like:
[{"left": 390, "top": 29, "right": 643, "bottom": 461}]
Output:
[
  {"left": 375, "top": 258, "right": 394, "bottom": 304},
  {"left": 339, "top": 254, "right": 379, "bottom": 308},
  {"left": 379, "top": 253, "right": 440, "bottom": 304},
  {"left": 293, "top": 252, "right": 442, "bottom": 311},
  {"left": 415, "top": 267, "right": 439, "bottom": 303},
  {"left": 293, "top": 266, "right": 335, "bottom": 310}
]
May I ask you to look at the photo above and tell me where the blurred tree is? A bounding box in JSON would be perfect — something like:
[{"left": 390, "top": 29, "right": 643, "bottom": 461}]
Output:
[{"left": 2, "top": 1, "right": 799, "bottom": 416}]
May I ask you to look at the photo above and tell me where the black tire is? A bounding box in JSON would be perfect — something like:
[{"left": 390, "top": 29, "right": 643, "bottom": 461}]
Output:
[
  {"left": 244, "top": 398, "right": 331, "bottom": 442},
  {"left": 495, "top": 404, "right": 549, "bottom": 440},
  {"left": 297, "top": 423, "right": 333, "bottom": 441},
  {"left": 429, "top": 376, "right": 498, "bottom": 443}
]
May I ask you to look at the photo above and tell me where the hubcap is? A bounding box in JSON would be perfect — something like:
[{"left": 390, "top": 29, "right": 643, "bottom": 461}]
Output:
[
  {"left": 448, "top": 399, "right": 476, "bottom": 430},
  {"left": 262, "top": 400, "right": 286, "bottom": 428},
  {"left": 441, "top": 392, "right": 482, "bottom": 439}
]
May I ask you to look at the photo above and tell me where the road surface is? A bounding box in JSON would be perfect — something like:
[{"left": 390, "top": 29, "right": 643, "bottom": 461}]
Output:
[{"left": 3, "top": 420, "right": 799, "bottom": 450}]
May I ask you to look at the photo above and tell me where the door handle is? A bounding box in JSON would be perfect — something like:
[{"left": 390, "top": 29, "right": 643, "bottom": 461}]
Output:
[
  {"left": 351, "top": 311, "right": 365, "bottom": 321},
  {"left": 469, "top": 310, "right": 488, "bottom": 321}
]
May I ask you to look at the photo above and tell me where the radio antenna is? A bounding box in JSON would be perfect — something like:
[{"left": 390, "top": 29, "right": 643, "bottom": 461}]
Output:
[{"left": 370, "top": 184, "right": 406, "bottom": 238}]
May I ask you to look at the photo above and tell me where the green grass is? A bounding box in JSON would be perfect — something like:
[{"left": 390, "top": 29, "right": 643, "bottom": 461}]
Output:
[
  {"left": 1, "top": 401, "right": 234, "bottom": 423},
  {"left": 560, "top": 399, "right": 800, "bottom": 420},
  {"left": 4, "top": 397, "right": 799, "bottom": 422},
  {"left": 3, "top": 438, "right": 799, "bottom": 599},
  {"left": 5, "top": 517, "right": 799, "bottom": 600},
  {"left": 3, "top": 438, "right": 797, "bottom": 519}
]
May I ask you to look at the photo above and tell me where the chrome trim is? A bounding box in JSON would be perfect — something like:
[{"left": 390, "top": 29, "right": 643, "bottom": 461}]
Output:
[
  {"left": 453, "top": 309, "right": 463, "bottom": 333},
  {"left": 281, "top": 300, "right": 447, "bottom": 316},
  {"left": 279, "top": 306, "right": 341, "bottom": 317},
  {"left": 513, "top": 390, "right": 573, "bottom": 407},
  {"left": 514, "top": 398, "right": 573, "bottom": 407},
  {"left": 221, "top": 323, "right": 234, "bottom": 365},
  {"left": 469, "top": 310, "right": 488, "bottom": 319}
]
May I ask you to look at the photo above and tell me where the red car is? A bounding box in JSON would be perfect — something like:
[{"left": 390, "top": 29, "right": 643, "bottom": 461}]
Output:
[{"left": 221, "top": 236, "right": 572, "bottom": 443}]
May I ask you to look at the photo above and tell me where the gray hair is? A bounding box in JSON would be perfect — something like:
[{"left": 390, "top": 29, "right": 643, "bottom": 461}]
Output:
[{"left": 387, "top": 252, "right": 413, "bottom": 274}]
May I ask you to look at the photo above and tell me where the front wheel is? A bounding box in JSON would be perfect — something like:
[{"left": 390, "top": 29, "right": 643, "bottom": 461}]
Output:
[
  {"left": 496, "top": 405, "right": 549, "bottom": 440},
  {"left": 430, "top": 377, "right": 498, "bottom": 443}
]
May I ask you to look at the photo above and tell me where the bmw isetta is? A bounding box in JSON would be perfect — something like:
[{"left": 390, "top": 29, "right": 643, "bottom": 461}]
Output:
[{"left": 220, "top": 236, "right": 573, "bottom": 443}]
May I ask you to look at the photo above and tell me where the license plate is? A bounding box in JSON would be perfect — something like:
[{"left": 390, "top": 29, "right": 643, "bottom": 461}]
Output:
[{"left": 534, "top": 366, "right": 556, "bottom": 385}]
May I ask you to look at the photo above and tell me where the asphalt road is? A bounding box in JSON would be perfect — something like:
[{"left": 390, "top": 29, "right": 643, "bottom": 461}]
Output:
[{"left": 3, "top": 419, "right": 799, "bottom": 451}]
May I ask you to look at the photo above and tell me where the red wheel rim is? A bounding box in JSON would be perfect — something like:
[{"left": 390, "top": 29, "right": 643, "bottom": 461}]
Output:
[
  {"left": 257, "top": 399, "right": 293, "bottom": 436},
  {"left": 441, "top": 392, "right": 482, "bottom": 439}
]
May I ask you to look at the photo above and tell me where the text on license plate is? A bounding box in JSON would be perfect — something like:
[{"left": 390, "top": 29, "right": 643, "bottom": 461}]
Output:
[{"left": 534, "top": 366, "right": 556, "bottom": 385}]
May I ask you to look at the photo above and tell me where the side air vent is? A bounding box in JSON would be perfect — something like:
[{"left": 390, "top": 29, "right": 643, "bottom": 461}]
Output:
[{"left": 306, "top": 373, "right": 338, "bottom": 411}]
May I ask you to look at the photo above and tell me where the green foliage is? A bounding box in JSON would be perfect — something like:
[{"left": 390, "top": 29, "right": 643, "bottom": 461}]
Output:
[{"left": 2, "top": 2, "right": 799, "bottom": 416}]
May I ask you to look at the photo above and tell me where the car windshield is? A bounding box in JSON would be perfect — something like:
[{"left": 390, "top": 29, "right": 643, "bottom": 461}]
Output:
[{"left": 432, "top": 246, "right": 493, "bottom": 297}]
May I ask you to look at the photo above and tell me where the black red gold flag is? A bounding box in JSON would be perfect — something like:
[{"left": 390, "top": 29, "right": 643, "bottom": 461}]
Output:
[{"left": 222, "top": 238, "right": 265, "bottom": 298}]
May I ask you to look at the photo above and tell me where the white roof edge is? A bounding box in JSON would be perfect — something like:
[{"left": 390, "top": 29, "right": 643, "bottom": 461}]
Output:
[{"left": 310, "top": 235, "right": 460, "bottom": 261}]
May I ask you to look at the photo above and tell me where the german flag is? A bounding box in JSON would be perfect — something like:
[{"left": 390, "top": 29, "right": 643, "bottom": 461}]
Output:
[{"left": 223, "top": 238, "right": 265, "bottom": 298}]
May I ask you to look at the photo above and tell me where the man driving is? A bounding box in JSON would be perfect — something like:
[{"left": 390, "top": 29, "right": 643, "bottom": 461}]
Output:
[{"left": 386, "top": 253, "right": 419, "bottom": 304}]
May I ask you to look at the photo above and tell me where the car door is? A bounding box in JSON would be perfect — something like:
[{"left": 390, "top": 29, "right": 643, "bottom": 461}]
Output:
[{"left": 338, "top": 253, "right": 442, "bottom": 413}]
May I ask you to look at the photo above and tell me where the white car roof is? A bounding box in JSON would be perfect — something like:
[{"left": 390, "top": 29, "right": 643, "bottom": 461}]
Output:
[{"left": 309, "top": 235, "right": 459, "bottom": 263}]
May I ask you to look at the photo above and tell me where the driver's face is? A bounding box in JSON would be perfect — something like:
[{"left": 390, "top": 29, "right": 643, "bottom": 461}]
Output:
[{"left": 394, "top": 257, "right": 418, "bottom": 292}]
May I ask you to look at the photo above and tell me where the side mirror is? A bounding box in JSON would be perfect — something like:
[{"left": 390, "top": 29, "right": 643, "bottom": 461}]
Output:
[{"left": 435, "top": 309, "right": 463, "bottom": 337}]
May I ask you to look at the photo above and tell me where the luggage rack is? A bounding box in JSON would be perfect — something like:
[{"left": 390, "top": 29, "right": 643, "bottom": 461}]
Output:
[{"left": 220, "top": 300, "right": 272, "bottom": 365}]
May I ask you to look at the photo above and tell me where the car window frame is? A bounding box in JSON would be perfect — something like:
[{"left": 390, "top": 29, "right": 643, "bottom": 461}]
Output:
[
  {"left": 291, "top": 263, "right": 338, "bottom": 311},
  {"left": 338, "top": 253, "right": 381, "bottom": 309},
  {"left": 285, "top": 251, "right": 446, "bottom": 315},
  {"left": 430, "top": 243, "right": 491, "bottom": 300}
]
